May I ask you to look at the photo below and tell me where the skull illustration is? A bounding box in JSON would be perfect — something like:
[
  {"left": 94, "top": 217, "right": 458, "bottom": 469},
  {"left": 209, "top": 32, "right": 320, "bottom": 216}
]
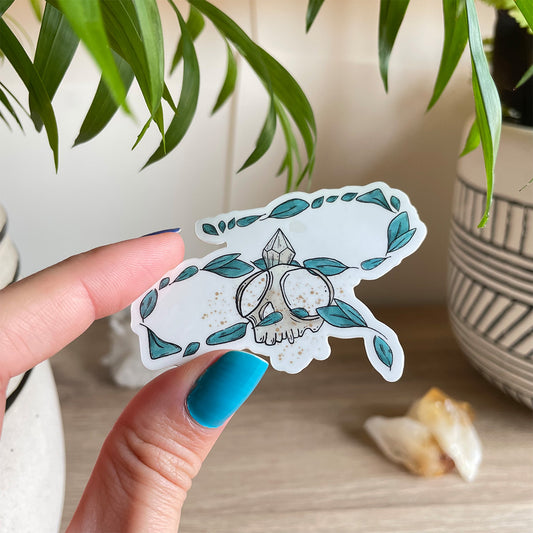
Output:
[{"left": 236, "top": 229, "right": 334, "bottom": 345}]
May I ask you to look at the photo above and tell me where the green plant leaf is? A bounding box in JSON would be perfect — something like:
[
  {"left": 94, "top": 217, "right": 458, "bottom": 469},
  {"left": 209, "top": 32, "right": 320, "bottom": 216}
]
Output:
[
  {"left": 188, "top": 0, "right": 316, "bottom": 190},
  {"left": 133, "top": 0, "right": 164, "bottom": 114},
  {"left": 144, "top": 3, "right": 200, "bottom": 167},
  {"left": 74, "top": 50, "right": 134, "bottom": 146},
  {"left": 427, "top": 0, "right": 467, "bottom": 110},
  {"left": 459, "top": 117, "right": 480, "bottom": 157},
  {"left": 0, "top": 84, "right": 22, "bottom": 129},
  {"left": 57, "top": 0, "right": 128, "bottom": 111},
  {"left": 29, "top": 0, "right": 42, "bottom": 20},
  {"left": 516, "top": 64, "right": 533, "bottom": 89},
  {"left": 0, "top": 80, "right": 30, "bottom": 118},
  {"left": 275, "top": 96, "right": 302, "bottom": 192},
  {"left": 306, "top": 0, "right": 325, "bottom": 32},
  {"left": 0, "top": 0, "right": 15, "bottom": 17},
  {"left": 0, "top": 19, "right": 59, "bottom": 169},
  {"left": 514, "top": 0, "right": 533, "bottom": 31},
  {"left": 30, "top": 3, "right": 79, "bottom": 131},
  {"left": 211, "top": 40, "right": 237, "bottom": 114},
  {"left": 378, "top": 0, "right": 410, "bottom": 92},
  {"left": 239, "top": 98, "right": 277, "bottom": 172},
  {"left": 465, "top": 0, "right": 501, "bottom": 228},
  {"left": 170, "top": 5, "right": 204, "bottom": 73},
  {"left": 0, "top": 108, "right": 11, "bottom": 129}
]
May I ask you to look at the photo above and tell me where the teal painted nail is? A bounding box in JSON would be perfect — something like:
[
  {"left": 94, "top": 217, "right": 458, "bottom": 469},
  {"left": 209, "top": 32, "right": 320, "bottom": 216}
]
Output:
[{"left": 186, "top": 351, "right": 268, "bottom": 429}]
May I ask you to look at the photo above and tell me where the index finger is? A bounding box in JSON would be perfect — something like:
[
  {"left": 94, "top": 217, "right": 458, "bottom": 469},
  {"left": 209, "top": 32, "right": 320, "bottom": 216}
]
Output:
[{"left": 0, "top": 233, "right": 183, "bottom": 382}]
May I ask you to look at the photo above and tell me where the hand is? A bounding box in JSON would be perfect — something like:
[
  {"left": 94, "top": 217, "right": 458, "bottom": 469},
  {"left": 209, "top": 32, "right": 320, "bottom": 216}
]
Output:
[{"left": 0, "top": 233, "right": 268, "bottom": 532}]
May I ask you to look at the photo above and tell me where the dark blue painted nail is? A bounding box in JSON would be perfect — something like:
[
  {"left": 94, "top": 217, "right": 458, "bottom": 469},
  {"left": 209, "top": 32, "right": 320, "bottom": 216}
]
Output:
[
  {"left": 144, "top": 227, "right": 181, "bottom": 236},
  {"left": 186, "top": 351, "right": 268, "bottom": 429}
]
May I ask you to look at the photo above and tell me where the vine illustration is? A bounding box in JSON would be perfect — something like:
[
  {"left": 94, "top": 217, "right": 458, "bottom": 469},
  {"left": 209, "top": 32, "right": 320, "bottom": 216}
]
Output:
[{"left": 138, "top": 187, "right": 417, "bottom": 374}]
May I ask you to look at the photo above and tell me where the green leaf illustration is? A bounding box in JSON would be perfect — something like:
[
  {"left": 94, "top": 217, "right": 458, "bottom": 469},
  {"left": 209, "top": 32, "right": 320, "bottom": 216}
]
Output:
[
  {"left": 175, "top": 265, "right": 199, "bottom": 282},
  {"left": 204, "top": 253, "right": 240, "bottom": 271},
  {"left": 204, "top": 254, "right": 254, "bottom": 278},
  {"left": 388, "top": 228, "right": 416, "bottom": 253},
  {"left": 253, "top": 258, "right": 267, "bottom": 270},
  {"left": 257, "top": 312, "right": 283, "bottom": 327},
  {"left": 228, "top": 217, "right": 236, "bottom": 229},
  {"left": 373, "top": 336, "right": 393, "bottom": 368},
  {"left": 269, "top": 198, "right": 309, "bottom": 219},
  {"left": 390, "top": 196, "right": 401, "bottom": 210},
  {"left": 291, "top": 307, "right": 309, "bottom": 319},
  {"left": 311, "top": 196, "right": 324, "bottom": 208},
  {"left": 218, "top": 220, "right": 226, "bottom": 233},
  {"left": 334, "top": 299, "right": 367, "bottom": 327},
  {"left": 361, "top": 257, "right": 388, "bottom": 271},
  {"left": 159, "top": 277, "right": 170, "bottom": 289},
  {"left": 144, "top": 326, "right": 181, "bottom": 359},
  {"left": 202, "top": 223, "right": 218, "bottom": 236},
  {"left": 206, "top": 322, "right": 248, "bottom": 345},
  {"left": 237, "top": 215, "right": 261, "bottom": 227},
  {"left": 341, "top": 192, "right": 357, "bottom": 202},
  {"left": 317, "top": 305, "right": 358, "bottom": 328},
  {"left": 140, "top": 289, "right": 157, "bottom": 320},
  {"left": 326, "top": 195, "right": 338, "bottom": 203},
  {"left": 303, "top": 257, "right": 348, "bottom": 276},
  {"left": 356, "top": 188, "right": 392, "bottom": 211},
  {"left": 388, "top": 212, "right": 410, "bottom": 245},
  {"left": 184, "top": 342, "right": 200, "bottom": 357}
]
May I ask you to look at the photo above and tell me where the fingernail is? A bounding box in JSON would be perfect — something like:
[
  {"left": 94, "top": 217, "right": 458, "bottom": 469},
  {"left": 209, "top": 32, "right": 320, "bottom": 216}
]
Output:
[
  {"left": 186, "top": 351, "right": 268, "bottom": 429},
  {"left": 143, "top": 227, "right": 181, "bottom": 236}
]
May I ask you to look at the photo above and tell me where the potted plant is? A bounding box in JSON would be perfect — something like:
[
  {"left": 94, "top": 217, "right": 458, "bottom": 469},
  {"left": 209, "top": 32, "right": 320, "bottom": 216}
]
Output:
[{"left": 447, "top": 4, "right": 533, "bottom": 409}]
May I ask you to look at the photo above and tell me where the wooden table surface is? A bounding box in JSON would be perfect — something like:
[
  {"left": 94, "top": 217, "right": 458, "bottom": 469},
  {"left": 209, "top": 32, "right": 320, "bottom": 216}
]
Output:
[{"left": 52, "top": 305, "right": 533, "bottom": 532}]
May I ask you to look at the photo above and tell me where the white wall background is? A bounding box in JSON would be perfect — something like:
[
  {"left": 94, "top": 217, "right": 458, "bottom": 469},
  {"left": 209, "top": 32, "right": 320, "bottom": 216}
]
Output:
[{"left": 0, "top": 0, "right": 495, "bottom": 304}]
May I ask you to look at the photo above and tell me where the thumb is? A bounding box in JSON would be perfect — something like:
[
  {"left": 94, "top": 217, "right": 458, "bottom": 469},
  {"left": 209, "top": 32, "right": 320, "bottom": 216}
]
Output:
[{"left": 67, "top": 350, "right": 268, "bottom": 533}]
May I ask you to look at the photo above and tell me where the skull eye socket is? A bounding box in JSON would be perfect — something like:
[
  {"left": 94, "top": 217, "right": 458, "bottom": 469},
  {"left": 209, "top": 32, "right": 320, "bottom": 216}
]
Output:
[
  {"left": 281, "top": 268, "right": 333, "bottom": 318},
  {"left": 237, "top": 271, "right": 271, "bottom": 316}
]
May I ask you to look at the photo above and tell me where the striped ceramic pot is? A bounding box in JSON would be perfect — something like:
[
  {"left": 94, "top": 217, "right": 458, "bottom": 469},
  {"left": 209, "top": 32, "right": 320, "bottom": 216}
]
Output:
[{"left": 448, "top": 122, "right": 533, "bottom": 408}]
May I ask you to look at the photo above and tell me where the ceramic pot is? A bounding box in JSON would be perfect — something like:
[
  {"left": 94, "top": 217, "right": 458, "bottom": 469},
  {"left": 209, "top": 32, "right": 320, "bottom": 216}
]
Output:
[
  {"left": 448, "top": 122, "right": 533, "bottom": 408},
  {"left": 0, "top": 205, "right": 65, "bottom": 532}
]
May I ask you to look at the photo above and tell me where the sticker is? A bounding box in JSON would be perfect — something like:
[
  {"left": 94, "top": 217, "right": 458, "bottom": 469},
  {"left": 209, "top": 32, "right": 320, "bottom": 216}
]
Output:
[{"left": 131, "top": 182, "right": 427, "bottom": 381}]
